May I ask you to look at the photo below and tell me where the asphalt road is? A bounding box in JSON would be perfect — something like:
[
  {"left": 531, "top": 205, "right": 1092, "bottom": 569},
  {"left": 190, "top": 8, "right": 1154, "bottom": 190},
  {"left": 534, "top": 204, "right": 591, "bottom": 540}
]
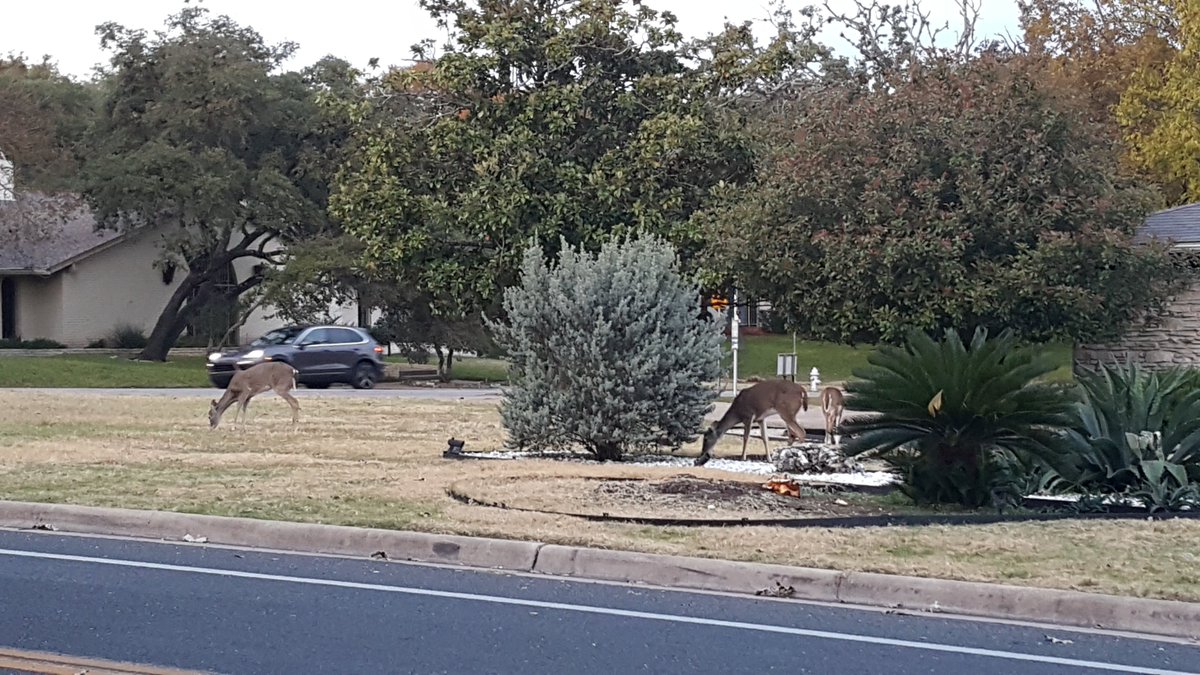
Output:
[{"left": 0, "top": 530, "right": 1195, "bottom": 675}]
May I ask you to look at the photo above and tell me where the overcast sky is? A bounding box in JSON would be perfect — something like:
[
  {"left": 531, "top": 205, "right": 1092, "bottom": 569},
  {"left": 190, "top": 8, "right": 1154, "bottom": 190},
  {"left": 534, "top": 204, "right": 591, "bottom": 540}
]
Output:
[{"left": 1, "top": 0, "right": 1022, "bottom": 80}]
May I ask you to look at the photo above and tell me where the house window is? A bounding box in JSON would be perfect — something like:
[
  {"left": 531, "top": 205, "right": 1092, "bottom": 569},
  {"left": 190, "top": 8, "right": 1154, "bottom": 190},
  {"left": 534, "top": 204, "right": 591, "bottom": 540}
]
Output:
[
  {"left": 1, "top": 278, "right": 15, "bottom": 340},
  {"left": 737, "top": 302, "right": 760, "bottom": 327}
]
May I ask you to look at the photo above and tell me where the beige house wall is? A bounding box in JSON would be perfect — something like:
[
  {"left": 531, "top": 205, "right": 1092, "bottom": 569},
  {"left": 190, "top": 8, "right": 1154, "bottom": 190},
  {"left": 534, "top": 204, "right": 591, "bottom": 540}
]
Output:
[
  {"left": 5, "top": 225, "right": 375, "bottom": 348},
  {"left": 1074, "top": 283, "right": 1200, "bottom": 374},
  {"left": 57, "top": 229, "right": 181, "bottom": 347},
  {"left": 14, "top": 274, "right": 64, "bottom": 340}
]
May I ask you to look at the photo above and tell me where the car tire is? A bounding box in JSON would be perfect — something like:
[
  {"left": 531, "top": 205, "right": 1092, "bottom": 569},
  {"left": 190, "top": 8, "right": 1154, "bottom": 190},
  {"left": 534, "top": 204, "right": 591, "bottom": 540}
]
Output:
[{"left": 351, "top": 361, "right": 377, "bottom": 390}]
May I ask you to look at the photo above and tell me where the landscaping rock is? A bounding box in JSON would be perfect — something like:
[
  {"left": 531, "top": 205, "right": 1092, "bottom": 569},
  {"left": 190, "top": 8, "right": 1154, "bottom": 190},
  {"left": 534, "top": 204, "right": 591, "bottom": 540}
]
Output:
[{"left": 771, "top": 444, "right": 865, "bottom": 474}]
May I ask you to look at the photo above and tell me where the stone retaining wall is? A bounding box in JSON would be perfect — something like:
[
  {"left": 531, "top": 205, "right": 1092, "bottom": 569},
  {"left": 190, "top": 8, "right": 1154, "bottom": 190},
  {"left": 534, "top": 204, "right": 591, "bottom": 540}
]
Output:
[{"left": 1074, "top": 284, "right": 1200, "bottom": 374}]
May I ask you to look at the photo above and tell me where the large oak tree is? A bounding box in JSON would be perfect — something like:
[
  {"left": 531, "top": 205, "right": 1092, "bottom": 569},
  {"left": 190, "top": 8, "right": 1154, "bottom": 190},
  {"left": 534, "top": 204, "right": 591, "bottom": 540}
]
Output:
[{"left": 80, "top": 7, "right": 341, "bottom": 360}]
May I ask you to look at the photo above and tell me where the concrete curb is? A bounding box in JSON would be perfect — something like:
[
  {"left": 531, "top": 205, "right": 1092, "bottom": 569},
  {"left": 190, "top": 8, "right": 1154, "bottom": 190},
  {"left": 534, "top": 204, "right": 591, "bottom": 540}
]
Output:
[{"left": 0, "top": 501, "right": 1196, "bottom": 641}]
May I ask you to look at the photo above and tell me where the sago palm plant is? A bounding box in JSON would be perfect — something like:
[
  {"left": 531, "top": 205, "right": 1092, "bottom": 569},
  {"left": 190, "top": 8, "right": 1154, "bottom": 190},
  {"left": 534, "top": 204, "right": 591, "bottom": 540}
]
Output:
[{"left": 841, "top": 327, "right": 1080, "bottom": 508}]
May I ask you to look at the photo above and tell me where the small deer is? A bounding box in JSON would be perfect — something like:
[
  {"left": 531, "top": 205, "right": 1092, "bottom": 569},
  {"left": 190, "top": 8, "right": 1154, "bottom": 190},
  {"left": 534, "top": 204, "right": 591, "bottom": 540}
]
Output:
[
  {"left": 695, "top": 379, "right": 809, "bottom": 466},
  {"left": 820, "top": 386, "right": 845, "bottom": 445},
  {"left": 208, "top": 361, "right": 300, "bottom": 430}
]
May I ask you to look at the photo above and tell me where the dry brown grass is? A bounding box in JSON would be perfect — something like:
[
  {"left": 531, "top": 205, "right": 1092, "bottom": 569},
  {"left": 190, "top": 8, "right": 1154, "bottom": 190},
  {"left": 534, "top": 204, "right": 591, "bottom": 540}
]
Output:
[{"left": 1, "top": 391, "right": 1198, "bottom": 601}]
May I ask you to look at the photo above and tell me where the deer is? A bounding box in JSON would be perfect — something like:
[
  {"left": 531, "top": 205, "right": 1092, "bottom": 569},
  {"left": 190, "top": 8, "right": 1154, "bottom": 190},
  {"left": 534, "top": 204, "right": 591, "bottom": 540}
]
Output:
[
  {"left": 208, "top": 361, "right": 300, "bottom": 431},
  {"left": 820, "top": 386, "right": 845, "bottom": 445},
  {"left": 694, "top": 378, "right": 809, "bottom": 466}
]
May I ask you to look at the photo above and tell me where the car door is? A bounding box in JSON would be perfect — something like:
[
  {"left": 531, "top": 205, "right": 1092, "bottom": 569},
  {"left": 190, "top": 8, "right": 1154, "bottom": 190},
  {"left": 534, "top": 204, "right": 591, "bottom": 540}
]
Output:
[
  {"left": 290, "top": 328, "right": 333, "bottom": 378},
  {"left": 325, "top": 327, "right": 366, "bottom": 378}
]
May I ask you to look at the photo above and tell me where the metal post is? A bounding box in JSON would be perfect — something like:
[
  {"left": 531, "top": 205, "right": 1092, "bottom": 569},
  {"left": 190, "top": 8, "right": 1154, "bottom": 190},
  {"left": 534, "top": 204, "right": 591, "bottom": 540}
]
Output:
[{"left": 731, "top": 290, "right": 740, "bottom": 395}]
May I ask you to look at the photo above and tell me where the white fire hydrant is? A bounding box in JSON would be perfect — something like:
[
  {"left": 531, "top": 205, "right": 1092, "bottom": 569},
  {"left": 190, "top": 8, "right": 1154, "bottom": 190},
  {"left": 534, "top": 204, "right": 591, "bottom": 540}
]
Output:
[{"left": 809, "top": 367, "right": 821, "bottom": 393}]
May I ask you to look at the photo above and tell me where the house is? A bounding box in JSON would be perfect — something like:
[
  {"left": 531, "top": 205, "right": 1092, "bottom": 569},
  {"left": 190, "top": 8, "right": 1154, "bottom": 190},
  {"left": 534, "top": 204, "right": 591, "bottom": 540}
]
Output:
[
  {"left": 1074, "top": 203, "right": 1200, "bottom": 373},
  {"left": 0, "top": 192, "right": 366, "bottom": 347}
]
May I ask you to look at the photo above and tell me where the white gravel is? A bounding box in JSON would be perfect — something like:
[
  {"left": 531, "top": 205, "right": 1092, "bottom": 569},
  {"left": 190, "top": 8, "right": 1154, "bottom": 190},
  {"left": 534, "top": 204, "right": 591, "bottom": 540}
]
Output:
[{"left": 460, "top": 450, "right": 899, "bottom": 487}]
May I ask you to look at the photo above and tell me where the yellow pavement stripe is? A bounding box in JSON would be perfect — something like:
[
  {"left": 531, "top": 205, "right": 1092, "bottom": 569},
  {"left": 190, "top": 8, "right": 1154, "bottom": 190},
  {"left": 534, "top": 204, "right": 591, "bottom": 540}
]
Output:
[{"left": 0, "top": 647, "right": 210, "bottom": 675}]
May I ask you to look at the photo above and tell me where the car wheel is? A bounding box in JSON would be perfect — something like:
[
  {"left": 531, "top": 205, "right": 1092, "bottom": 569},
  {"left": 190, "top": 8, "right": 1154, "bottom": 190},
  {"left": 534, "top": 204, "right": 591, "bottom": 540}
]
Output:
[{"left": 351, "top": 362, "right": 377, "bottom": 390}]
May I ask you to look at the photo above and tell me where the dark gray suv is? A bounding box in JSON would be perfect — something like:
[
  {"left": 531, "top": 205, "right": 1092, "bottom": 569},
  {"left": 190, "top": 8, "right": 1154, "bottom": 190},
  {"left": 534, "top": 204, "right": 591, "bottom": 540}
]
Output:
[{"left": 206, "top": 325, "right": 386, "bottom": 390}]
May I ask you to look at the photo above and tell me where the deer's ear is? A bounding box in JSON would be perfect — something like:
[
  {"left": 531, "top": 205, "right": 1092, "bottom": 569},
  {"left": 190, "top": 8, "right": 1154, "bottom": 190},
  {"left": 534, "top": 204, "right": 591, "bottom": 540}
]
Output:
[{"left": 210, "top": 399, "right": 217, "bottom": 406}]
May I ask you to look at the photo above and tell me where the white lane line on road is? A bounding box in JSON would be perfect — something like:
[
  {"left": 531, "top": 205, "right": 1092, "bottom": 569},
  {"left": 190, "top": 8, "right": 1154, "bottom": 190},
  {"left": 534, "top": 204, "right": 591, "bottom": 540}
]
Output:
[{"left": 0, "top": 548, "right": 1193, "bottom": 675}]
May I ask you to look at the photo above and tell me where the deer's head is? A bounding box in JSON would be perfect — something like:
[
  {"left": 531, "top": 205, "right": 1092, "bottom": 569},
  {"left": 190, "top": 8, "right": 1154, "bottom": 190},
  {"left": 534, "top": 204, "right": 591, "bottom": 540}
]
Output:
[{"left": 701, "top": 426, "right": 720, "bottom": 453}]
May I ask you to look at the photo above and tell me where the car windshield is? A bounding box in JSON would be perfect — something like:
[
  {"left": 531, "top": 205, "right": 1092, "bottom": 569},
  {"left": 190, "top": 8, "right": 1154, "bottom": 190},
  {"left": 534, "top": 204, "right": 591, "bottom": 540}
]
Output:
[{"left": 251, "top": 327, "right": 305, "bottom": 346}]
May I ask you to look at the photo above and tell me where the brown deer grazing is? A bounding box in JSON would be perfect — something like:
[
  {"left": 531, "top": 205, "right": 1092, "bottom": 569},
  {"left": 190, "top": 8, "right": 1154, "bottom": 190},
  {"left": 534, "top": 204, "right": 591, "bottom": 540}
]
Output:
[
  {"left": 208, "top": 361, "right": 300, "bottom": 430},
  {"left": 694, "top": 379, "right": 809, "bottom": 466},
  {"left": 821, "top": 386, "right": 845, "bottom": 445}
]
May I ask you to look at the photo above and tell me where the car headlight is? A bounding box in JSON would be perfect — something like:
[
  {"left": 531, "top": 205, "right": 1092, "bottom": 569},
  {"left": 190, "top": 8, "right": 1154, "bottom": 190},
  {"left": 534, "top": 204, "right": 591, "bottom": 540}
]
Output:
[
  {"left": 243, "top": 349, "right": 265, "bottom": 360},
  {"left": 207, "top": 352, "right": 222, "bottom": 362}
]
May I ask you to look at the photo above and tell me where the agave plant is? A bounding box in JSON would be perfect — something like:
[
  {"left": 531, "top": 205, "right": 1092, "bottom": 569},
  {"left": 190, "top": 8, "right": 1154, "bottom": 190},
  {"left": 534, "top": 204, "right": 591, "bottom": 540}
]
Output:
[
  {"left": 841, "top": 327, "right": 1080, "bottom": 508},
  {"left": 1066, "top": 363, "right": 1200, "bottom": 511}
]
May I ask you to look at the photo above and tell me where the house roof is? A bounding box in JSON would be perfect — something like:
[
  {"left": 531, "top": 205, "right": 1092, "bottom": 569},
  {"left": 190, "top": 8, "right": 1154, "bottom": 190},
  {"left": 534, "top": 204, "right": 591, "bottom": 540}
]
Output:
[
  {"left": 0, "top": 192, "right": 129, "bottom": 275},
  {"left": 1134, "top": 202, "right": 1200, "bottom": 247}
]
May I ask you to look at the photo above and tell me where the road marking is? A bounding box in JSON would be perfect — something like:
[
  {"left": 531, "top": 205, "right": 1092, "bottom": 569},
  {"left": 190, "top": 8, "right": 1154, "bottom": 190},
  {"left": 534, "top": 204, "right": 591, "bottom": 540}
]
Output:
[
  {"left": 7, "top": 527, "right": 1195, "bottom": 647},
  {"left": 0, "top": 645, "right": 206, "bottom": 674},
  {"left": 0, "top": 548, "right": 1194, "bottom": 675}
]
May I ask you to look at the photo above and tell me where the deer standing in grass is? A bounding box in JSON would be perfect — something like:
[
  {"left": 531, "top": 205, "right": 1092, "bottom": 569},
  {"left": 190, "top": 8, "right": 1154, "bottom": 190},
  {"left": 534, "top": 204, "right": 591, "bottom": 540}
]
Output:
[
  {"left": 821, "top": 386, "right": 845, "bottom": 445},
  {"left": 208, "top": 361, "right": 300, "bottom": 430},
  {"left": 694, "top": 379, "right": 809, "bottom": 466}
]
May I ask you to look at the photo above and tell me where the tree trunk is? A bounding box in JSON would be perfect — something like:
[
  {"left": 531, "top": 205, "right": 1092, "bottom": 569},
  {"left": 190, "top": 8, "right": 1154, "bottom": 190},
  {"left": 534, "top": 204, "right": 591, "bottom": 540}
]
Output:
[
  {"left": 136, "top": 271, "right": 209, "bottom": 361},
  {"left": 441, "top": 347, "right": 455, "bottom": 383},
  {"left": 138, "top": 251, "right": 268, "bottom": 361},
  {"left": 591, "top": 441, "right": 623, "bottom": 462},
  {"left": 434, "top": 345, "right": 446, "bottom": 380}
]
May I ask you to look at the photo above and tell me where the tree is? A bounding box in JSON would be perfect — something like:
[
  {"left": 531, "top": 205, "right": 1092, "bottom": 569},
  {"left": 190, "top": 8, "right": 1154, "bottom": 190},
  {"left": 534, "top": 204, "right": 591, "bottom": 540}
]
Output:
[
  {"left": 80, "top": 8, "right": 342, "bottom": 360},
  {"left": 698, "top": 5, "right": 1183, "bottom": 345},
  {"left": 1116, "top": 0, "right": 1200, "bottom": 205},
  {"left": 1019, "top": 0, "right": 1177, "bottom": 124},
  {"left": 330, "top": 0, "right": 818, "bottom": 331},
  {"left": 371, "top": 293, "right": 494, "bottom": 381},
  {"left": 0, "top": 55, "right": 99, "bottom": 192},
  {"left": 492, "top": 234, "right": 722, "bottom": 461}
]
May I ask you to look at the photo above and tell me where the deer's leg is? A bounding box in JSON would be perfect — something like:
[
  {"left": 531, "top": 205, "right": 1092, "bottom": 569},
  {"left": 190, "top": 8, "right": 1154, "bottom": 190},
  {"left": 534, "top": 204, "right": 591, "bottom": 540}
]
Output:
[
  {"left": 237, "top": 394, "right": 252, "bottom": 431},
  {"left": 740, "top": 422, "right": 752, "bottom": 461},
  {"left": 759, "top": 418, "right": 771, "bottom": 458},
  {"left": 779, "top": 403, "right": 807, "bottom": 445},
  {"left": 278, "top": 389, "right": 300, "bottom": 427}
]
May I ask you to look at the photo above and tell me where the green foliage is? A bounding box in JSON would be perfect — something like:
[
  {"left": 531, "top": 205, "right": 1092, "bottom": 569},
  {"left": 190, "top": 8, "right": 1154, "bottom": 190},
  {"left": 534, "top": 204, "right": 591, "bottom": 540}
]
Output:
[
  {"left": 0, "top": 55, "right": 99, "bottom": 192},
  {"left": 1116, "top": 0, "right": 1200, "bottom": 204},
  {"left": 80, "top": 8, "right": 345, "bottom": 360},
  {"left": 1064, "top": 363, "right": 1200, "bottom": 511},
  {"left": 106, "top": 324, "right": 149, "bottom": 349},
  {"left": 842, "top": 327, "right": 1079, "bottom": 508},
  {"left": 492, "top": 234, "right": 722, "bottom": 461},
  {"left": 0, "top": 337, "right": 67, "bottom": 349},
  {"left": 330, "top": 0, "right": 816, "bottom": 326},
  {"left": 371, "top": 292, "right": 494, "bottom": 381},
  {"left": 699, "top": 13, "right": 1184, "bottom": 345}
]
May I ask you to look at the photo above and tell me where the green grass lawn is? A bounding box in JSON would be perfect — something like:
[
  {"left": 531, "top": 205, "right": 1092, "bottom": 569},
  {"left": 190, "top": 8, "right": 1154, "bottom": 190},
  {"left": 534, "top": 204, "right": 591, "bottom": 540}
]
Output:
[
  {"left": 0, "top": 355, "right": 210, "bottom": 388},
  {"left": 721, "top": 334, "right": 1073, "bottom": 384},
  {"left": 385, "top": 354, "right": 510, "bottom": 383},
  {"left": 0, "top": 338, "right": 1073, "bottom": 389}
]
